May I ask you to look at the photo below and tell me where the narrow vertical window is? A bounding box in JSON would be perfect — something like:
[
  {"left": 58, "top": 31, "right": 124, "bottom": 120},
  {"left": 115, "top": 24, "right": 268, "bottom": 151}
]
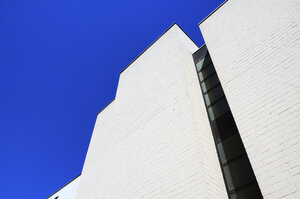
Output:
[{"left": 193, "top": 46, "right": 262, "bottom": 199}]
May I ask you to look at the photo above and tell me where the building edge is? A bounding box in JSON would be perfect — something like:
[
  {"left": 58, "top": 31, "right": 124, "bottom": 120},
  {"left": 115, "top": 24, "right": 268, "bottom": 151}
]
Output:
[
  {"left": 119, "top": 22, "right": 200, "bottom": 74},
  {"left": 47, "top": 174, "right": 81, "bottom": 199},
  {"left": 197, "top": 0, "right": 228, "bottom": 26},
  {"left": 97, "top": 23, "right": 200, "bottom": 116}
]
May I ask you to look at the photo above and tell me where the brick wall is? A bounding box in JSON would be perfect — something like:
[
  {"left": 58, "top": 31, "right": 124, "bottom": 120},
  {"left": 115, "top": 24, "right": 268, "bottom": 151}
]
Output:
[
  {"left": 200, "top": 0, "right": 300, "bottom": 198},
  {"left": 75, "top": 24, "right": 227, "bottom": 199}
]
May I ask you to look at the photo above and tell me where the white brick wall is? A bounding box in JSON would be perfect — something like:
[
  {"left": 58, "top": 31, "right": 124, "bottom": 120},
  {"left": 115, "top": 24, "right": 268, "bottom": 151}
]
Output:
[
  {"left": 75, "top": 24, "right": 227, "bottom": 199},
  {"left": 200, "top": 0, "right": 300, "bottom": 198}
]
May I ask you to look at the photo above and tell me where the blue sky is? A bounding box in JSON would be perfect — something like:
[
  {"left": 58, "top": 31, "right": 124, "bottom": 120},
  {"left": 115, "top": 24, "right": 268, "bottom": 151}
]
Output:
[{"left": 0, "top": 0, "right": 224, "bottom": 198}]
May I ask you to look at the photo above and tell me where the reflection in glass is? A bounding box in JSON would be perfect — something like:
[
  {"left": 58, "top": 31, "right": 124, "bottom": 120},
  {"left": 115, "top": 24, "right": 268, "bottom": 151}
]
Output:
[
  {"left": 204, "top": 85, "right": 224, "bottom": 106},
  {"left": 223, "top": 156, "right": 256, "bottom": 191},
  {"left": 196, "top": 58, "right": 205, "bottom": 71},
  {"left": 207, "top": 99, "right": 229, "bottom": 121},
  {"left": 230, "top": 183, "right": 262, "bottom": 199},
  {"left": 217, "top": 134, "right": 245, "bottom": 164},
  {"left": 212, "top": 112, "right": 239, "bottom": 142},
  {"left": 201, "top": 74, "right": 219, "bottom": 93},
  {"left": 198, "top": 63, "right": 215, "bottom": 81}
]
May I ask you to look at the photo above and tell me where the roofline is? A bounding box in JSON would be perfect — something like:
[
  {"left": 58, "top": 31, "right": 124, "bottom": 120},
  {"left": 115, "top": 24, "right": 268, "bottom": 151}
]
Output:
[
  {"left": 97, "top": 98, "right": 115, "bottom": 115},
  {"left": 47, "top": 174, "right": 81, "bottom": 199},
  {"left": 119, "top": 22, "right": 199, "bottom": 74},
  {"left": 198, "top": 0, "right": 228, "bottom": 26},
  {"left": 97, "top": 23, "right": 199, "bottom": 116},
  {"left": 48, "top": 22, "right": 201, "bottom": 199}
]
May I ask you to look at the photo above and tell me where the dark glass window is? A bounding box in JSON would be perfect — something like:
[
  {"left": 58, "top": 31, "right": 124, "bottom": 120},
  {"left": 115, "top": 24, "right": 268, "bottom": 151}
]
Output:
[
  {"left": 196, "top": 58, "right": 205, "bottom": 71},
  {"left": 204, "top": 85, "right": 224, "bottom": 106},
  {"left": 201, "top": 73, "right": 219, "bottom": 93},
  {"left": 223, "top": 156, "right": 256, "bottom": 191},
  {"left": 217, "top": 134, "right": 245, "bottom": 164},
  {"left": 202, "top": 55, "right": 212, "bottom": 68},
  {"left": 207, "top": 99, "right": 229, "bottom": 121},
  {"left": 198, "top": 63, "right": 215, "bottom": 81},
  {"left": 193, "top": 46, "right": 262, "bottom": 199},
  {"left": 229, "top": 183, "right": 262, "bottom": 199},
  {"left": 193, "top": 48, "right": 208, "bottom": 65},
  {"left": 211, "top": 112, "right": 239, "bottom": 143}
]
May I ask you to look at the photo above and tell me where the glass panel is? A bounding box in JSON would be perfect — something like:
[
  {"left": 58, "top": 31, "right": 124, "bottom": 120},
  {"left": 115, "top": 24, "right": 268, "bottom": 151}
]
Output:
[
  {"left": 196, "top": 58, "right": 205, "bottom": 71},
  {"left": 211, "top": 112, "right": 239, "bottom": 142},
  {"left": 199, "top": 71, "right": 204, "bottom": 82},
  {"left": 204, "top": 85, "right": 224, "bottom": 106},
  {"left": 193, "top": 47, "right": 262, "bottom": 199},
  {"left": 202, "top": 54, "right": 212, "bottom": 68},
  {"left": 223, "top": 165, "right": 234, "bottom": 191},
  {"left": 207, "top": 99, "right": 229, "bottom": 121},
  {"left": 223, "top": 156, "right": 256, "bottom": 191},
  {"left": 198, "top": 64, "right": 215, "bottom": 81},
  {"left": 201, "top": 73, "right": 219, "bottom": 93},
  {"left": 193, "top": 48, "right": 207, "bottom": 64},
  {"left": 196, "top": 55, "right": 212, "bottom": 72},
  {"left": 230, "top": 183, "right": 263, "bottom": 199},
  {"left": 217, "top": 134, "right": 245, "bottom": 164}
]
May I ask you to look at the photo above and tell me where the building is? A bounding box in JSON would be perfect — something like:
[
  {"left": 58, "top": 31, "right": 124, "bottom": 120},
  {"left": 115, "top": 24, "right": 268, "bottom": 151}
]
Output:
[
  {"left": 48, "top": 175, "right": 81, "bottom": 199},
  {"left": 48, "top": 0, "right": 300, "bottom": 198}
]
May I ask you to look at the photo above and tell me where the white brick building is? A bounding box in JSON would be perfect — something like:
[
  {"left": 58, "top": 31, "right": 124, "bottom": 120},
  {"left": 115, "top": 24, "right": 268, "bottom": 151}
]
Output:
[{"left": 48, "top": 1, "right": 300, "bottom": 198}]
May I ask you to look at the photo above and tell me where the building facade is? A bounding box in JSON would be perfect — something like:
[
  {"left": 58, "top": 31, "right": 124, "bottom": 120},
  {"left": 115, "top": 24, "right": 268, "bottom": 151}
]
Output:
[
  {"left": 48, "top": 1, "right": 300, "bottom": 198},
  {"left": 199, "top": 0, "right": 300, "bottom": 198}
]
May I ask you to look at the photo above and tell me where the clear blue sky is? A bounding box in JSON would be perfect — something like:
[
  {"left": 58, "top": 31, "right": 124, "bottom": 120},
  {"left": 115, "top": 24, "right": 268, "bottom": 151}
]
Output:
[{"left": 0, "top": 0, "right": 224, "bottom": 198}]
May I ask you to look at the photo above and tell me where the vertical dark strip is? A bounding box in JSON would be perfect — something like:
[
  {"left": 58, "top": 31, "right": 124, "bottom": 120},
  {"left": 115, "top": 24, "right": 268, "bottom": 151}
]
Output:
[{"left": 192, "top": 45, "right": 263, "bottom": 199}]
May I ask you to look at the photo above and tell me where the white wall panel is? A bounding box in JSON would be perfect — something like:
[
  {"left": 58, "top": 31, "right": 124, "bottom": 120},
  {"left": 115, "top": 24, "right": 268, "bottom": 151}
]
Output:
[
  {"left": 200, "top": 1, "right": 300, "bottom": 198},
  {"left": 75, "top": 24, "right": 227, "bottom": 199}
]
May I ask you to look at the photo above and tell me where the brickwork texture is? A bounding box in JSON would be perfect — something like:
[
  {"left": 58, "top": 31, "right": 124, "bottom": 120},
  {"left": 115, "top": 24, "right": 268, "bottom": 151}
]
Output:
[
  {"left": 200, "top": 0, "right": 300, "bottom": 198},
  {"left": 75, "top": 24, "right": 227, "bottom": 199}
]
